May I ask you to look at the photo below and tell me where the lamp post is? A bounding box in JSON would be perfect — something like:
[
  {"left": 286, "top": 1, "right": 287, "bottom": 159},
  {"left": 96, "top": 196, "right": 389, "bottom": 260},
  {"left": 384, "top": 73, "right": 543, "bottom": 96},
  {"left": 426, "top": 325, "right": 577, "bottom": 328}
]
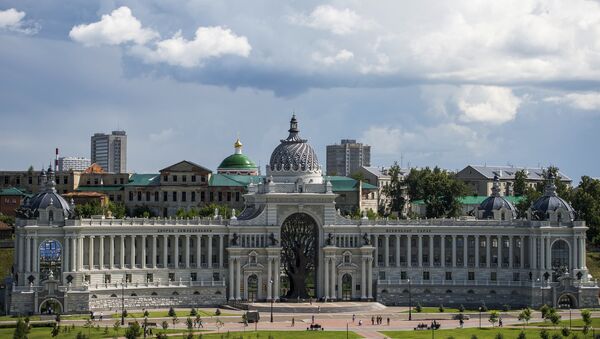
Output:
[
  {"left": 121, "top": 279, "right": 125, "bottom": 326},
  {"left": 478, "top": 306, "right": 482, "bottom": 329},
  {"left": 269, "top": 279, "right": 274, "bottom": 323},
  {"left": 431, "top": 320, "right": 435, "bottom": 339},
  {"left": 408, "top": 279, "right": 412, "bottom": 321},
  {"left": 569, "top": 308, "right": 572, "bottom": 330},
  {"left": 537, "top": 278, "right": 544, "bottom": 308}
]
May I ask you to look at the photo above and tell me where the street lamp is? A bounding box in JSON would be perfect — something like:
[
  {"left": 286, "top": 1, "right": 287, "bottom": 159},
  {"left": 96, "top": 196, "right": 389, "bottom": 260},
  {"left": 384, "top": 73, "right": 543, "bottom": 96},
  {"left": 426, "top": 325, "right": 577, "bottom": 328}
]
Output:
[
  {"left": 269, "top": 279, "right": 274, "bottom": 323},
  {"left": 478, "top": 306, "right": 482, "bottom": 329},
  {"left": 569, "top": 308, "right": 572, "bottom": 330},
  {"left": 121, "top": 278, "right": 125, "bottom": 326},
  {"left": 408, "top": 279, "right": 412, "bottom": 321}
]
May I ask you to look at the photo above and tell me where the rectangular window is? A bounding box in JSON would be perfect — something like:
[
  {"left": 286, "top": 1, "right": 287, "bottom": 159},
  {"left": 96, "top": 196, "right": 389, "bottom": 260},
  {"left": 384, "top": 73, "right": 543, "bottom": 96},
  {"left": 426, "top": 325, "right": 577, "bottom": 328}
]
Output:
[
  {"left": 173, "top": 175, "right": 178, "bottom": 182},
  {"left": 218, "top": 192, "right": 222, "bottom": 201},
  {"left": 236, "top": 192, "right": 240, "bottom": 202},
  {"left": 182, "top": 191, "right": 187, "bottom": 202},
  {"left": 490, "top": 272, "right": 497, "bottom": 281},
  {"left": 129, "top": 191, "right": 134, "bottom": 201},
  {"left": 168, "top": 273, "right": 175, "bottom": 281},
  {"left": 146, "top": 274, "right": 153, "bottom": 282},
  {"left": 191, "top": 175, "right": 196, "bottom": 182},
  {"left": 191, "top": 192, "right": 196, "bottom": 202},
  {"left": 64, "top": 176, "right": 68, "bottom": 184},
  {"left": 146, "top": 192, "right": 150, "bottom": 201},
  {"left": 125, "top": 274, "right": 132, "bottom": 283},
  {"left": 227, "top": 191, "right": 231, "bottom": 201},
  {"left": 201, "top": 176, "right": 206, "bottom": 183},
  {"left": 172, "top": 191, "right": 177, "bottom": 201},
  {"left": 163, "top": 175, "right": 168, "bottom": 182},
  {"left": 212, "top": 272, "right": 220, "bottom": 281},
  {"left": 468, "top": 272, "right": 475, "bottom": 281},
  {"left": 28, "top": 176, "right": 32, "bottom": 184},
  {"left": 182, "top": 175, "right": 187, "bottom": 182},
  {"left": 400, "top": 271, "right": 407, "bottom": 280},
  {"left": 109, "top": 195, "right": 114, "bottom": 201},
  {"left": 445, "top": 272, "right": 452, "bottom": 280},
  {"left": 378, "top": 271, "right": 386, "bottom": 280},
  {"left": 201, "top": 191, "right": 205, "bottom": 201},
  {"left": 120, "top": 178, "right": 124, "bottom": 185},
  {"left": 104, "top": 274, "right": 111, "bottom": 283},
  {"left": 117, "top": 194, "right": 122, "bottom": 202},
  {"left": 155, "top": 191, "right": 159, "bottom": 202},
  {"left": 94, "top": 178, "right": 99, "bottom": 185},
  {"left": 423, "top": 271, "right": 430, "bottom": 280},
  {"left": 210, "top": 192, "right": 214, "bottom": 201},
  {"left": 16, "top": 177, "right": 20, "bottom": 185},
  {"left": 163, "top": 191, "right": 168, "bottom": 202},
  {"left": 137, "top": 191, "right": 142, "bottom": 201},
  {"left": 190, "top": 272, "right": 197, "bottom": 281}
]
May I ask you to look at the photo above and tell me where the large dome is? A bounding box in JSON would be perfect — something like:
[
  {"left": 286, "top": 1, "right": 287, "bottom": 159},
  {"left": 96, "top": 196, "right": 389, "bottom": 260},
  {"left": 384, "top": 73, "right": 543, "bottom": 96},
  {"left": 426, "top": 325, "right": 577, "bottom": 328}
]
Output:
[
  {"left": 478, "top": 175, "right": 517, "bottom": 219},
  {"left": 218, "top": 139, "right": 257, "bottom": 170},
  {"left": 268, "top": 115, "right": 321, "bottom": 174}
]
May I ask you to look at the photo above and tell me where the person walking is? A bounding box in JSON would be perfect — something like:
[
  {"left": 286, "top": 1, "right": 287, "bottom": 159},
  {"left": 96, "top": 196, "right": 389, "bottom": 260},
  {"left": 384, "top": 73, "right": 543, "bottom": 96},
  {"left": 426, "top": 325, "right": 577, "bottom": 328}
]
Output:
[
  {"left": 292, "top": 317, "right": 295, "bottom": 327},
  {"left": 371, "top": 316, "right": 375, "bottom": 325},
  {"left": 387, "top": 317, "right": 390, "bottom": 326},
  {"left": 352, "top": 314, "right": 355, "bottom": 323}
]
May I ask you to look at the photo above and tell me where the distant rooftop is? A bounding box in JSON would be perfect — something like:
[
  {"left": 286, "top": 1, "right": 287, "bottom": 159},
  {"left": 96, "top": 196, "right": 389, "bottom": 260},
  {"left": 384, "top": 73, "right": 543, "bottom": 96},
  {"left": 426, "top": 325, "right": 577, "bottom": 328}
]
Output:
[{"left": 463, "top": 165, "right": 572, "bottom": 181}]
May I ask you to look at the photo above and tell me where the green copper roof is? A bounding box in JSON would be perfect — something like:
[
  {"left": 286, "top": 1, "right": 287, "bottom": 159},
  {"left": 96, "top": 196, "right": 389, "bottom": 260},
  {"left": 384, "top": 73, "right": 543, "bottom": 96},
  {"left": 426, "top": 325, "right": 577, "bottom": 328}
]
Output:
[
  {"left": 126, "top": 174, "right": 160, "bottom": 186},
  {"left": 209, "top": 174, "right": 263, "bottom": 187},
  {"left": 218, "top": 154, "right": 257, "bottom": 170},
  {"left": 76, "top": 185, "right": 123, "bottom": 192},
  {"left": 0, "top": 187, "right": 29, "bottom": 196},
  {"left": 324, "top": 176, "right": 378, "bottom": 192}
]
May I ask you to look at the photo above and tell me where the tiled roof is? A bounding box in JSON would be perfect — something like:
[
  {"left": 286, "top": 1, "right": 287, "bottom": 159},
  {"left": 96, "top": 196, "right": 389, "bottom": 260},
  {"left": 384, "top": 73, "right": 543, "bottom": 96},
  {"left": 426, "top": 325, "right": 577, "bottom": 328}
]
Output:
[
  {"left": 76, "top": 185, "right": 123, "bottom": 192},
  {"left": 324, "top": 176, "right": 378, "bottom": 191},
  {"left": 0, "top": 187, "right": 28, "bottom": 196},
  {"left": 464, "top": 165, "right": 571, "bottom": 181},
  {"left": 209, "top": 174, "right": 263, "bottom": 187},
  {"left": 126, "top": 174, "right": 160, "bottom": 186},
  {"left": 412, "top": 195, "right": 525, "bottom": 206}
]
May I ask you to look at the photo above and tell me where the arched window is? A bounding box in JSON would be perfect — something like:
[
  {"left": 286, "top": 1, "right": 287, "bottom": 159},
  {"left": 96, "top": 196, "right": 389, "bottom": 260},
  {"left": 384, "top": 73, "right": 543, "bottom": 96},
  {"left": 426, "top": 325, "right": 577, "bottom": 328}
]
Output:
[
  {"left": 130, "top": 293, "right": 137, "bottom": 297},
  {"left": 48, "top": 210, "right": 54, "bottom": 222},
  {"left": 193, "top": 291, "right": 200, "bottom": 295},
  {"left": 467, "top": 290, "right": 475, "bottom": 294},
  {"left": 446, "top": 289, "right": 453, "bottom": 294},
  {"left": 110, "top": 294, "right": 117, "bottom": 298},
  {"left": 91, "top": 295, "right": 97, "bottom": 299},
  {"left": 151, "top": 292, "right": 157, "bottom": 296},
  {"left": 172, "top": 291, "right": 179, "bottom": 296}
]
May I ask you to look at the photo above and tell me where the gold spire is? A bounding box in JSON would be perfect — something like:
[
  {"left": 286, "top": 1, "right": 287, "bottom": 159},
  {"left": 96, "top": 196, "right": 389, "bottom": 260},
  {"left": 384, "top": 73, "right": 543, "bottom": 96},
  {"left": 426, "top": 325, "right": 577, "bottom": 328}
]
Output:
[{"left": 234, "top": 138, "right": 243, "bottom": 148}]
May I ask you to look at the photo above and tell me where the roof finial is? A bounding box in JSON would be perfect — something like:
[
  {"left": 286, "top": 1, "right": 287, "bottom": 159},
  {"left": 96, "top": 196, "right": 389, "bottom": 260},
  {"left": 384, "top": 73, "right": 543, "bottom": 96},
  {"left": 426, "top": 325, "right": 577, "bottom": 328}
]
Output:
[
  {"left": 544, "top": 172, "right": 558, "bottom": 197},
  {"left": 491, "top": 174, "right": 501, "bottom": 197},
  {"left": 234, "top": 137, "right": 243, "bottom": 154}
]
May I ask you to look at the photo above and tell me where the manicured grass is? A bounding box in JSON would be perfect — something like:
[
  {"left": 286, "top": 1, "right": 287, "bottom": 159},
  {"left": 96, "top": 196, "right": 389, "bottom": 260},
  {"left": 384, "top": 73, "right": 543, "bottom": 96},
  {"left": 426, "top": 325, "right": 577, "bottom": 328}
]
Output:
[
  {"left": 526, "top": 317, "right": 600, "bottom": 328},
  {"left": 382, "top": 327, "right": 575, "bottom": 339},
  {"left": 400, "top": 307, "right": 505, "bottom": 314},
  {"left": 111, "top": 309, "right": 235, "bottom": 319},
  {"left": 197, "top": 331, "right": 362, "bottom": 338},
  {"left": 587, "top": 252, "right": 600, "bottom": 279},
  {"left": 0, "top": 315, "right": 41, "bottom": 321},
  {"left": 0, "top": 326, "right": 111, "bottom": 339}
]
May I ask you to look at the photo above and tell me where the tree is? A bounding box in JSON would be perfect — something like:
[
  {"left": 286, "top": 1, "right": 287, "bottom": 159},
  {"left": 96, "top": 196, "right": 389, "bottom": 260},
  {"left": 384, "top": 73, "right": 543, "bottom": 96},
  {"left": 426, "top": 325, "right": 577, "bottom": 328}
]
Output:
[
  {"left": 13, "top": 318, "right": 29, "bottom": 339},
  {"left": 74, "top": 200, "right": 104, "bottom": 218},
  {"left": 488, "top": 310, "right": 499, "bottom": 327},
  {"left": 539, "top": 329, "right": 549, "bottom": 339},
  {"left": 540, "top": 304, "right": 550, "bottom": 320},
  {"left": 458, "top": 304, "right": 465, "bottom": 313},
  {"left": 113, "top": 320, "right": 121, "bottom": 336},
  {"left": 383, "top": 163, "right": 406, "bottom": 216},
  {"left": 132, "top": 205, "right": 155, "bottom": 218},
  {"left": 514, "top": 169, "right": 528, "bottom": 196},
  {"left": 281, "top": 213, "right": 318, "bottom": 298},
  {"left": 517, "top": 331, "right": 527, "bottom": 339},
  {"left": 51, "top": 323, "right": 60, "bottom": 337},
  {"left": 415, "top": 303, "right": 422, "bottom": 312},
  {"left": 570, "top": 177, "right": 600, "bottom": 244},
  {"left": 518, "top": 308, "right": 532, "bottom": 327},
  {"left": 168, "top": 307, "right": 176, "bottom": 317},
  {"left": 439, "top": 304, "right": 445, "bottom": 312},
  {"left": 124, "top": 321, "right": 141, "bottom": 339},
  {"left": 403, "top": 167, "right": 468, "bottom": 218},
  {"left": 190, "top": 308, "right": 197, "bottom": 316},
  {"left": 161, "top": 321, "right": 169, "bottom": 331},
  {"left": 186, "top": 317, "right": 194, "bottom": 332},
  {"left": 581, "top": 309, "right": 592, "bottom": 336},
  {"left": 108, "top": 202, "right": 126, "bottom": 218},
  {"left": 0, "top": 214, "right": 15, "bottom": 226},
  {"left": 143, "top": 310, "right": 150, "bottom": 318},
  {"left": 545, "top": 308, "right": 561, "bottom": 329},
  {"left": 561, "top": 327, "right": 571, "bottom": 337}
]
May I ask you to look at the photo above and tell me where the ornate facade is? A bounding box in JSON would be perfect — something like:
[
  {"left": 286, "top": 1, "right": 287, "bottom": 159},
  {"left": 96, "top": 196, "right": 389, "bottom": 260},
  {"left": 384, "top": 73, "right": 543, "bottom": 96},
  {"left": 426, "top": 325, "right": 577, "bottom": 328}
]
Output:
[{"left": 8, "top": 116, "right": 598, "bottom": 315}]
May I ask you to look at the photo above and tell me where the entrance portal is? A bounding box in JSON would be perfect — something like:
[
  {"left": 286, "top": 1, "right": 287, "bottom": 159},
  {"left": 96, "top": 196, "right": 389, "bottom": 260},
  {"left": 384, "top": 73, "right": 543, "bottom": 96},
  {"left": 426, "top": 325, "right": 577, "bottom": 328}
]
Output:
[
  {"left": 557, "top": 294, "right": 575, "bottom": 309},
  {"left": 40, "top": 298, "right": 62, "bottom": 314},
  {"left": 247, "top": 274, "right": 258, "bottom": 302},
  {"left": 342, "top": 274, "right": 352, "bottom": 300},
  {"left": 280, "top": 213, "right": 318, "bottom": 299}
]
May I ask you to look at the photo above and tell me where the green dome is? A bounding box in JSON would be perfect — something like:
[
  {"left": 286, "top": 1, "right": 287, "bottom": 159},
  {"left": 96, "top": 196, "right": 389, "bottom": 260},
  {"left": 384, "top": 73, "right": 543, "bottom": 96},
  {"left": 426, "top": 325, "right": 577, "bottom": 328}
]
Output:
[{"left": 218, "top": 153, "right": 257, "bottom": 169}]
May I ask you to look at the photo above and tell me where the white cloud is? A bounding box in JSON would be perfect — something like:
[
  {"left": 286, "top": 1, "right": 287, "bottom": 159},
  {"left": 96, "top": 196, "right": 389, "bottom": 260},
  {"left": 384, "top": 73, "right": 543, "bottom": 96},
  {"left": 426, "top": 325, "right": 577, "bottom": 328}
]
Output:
[
  {"left": 0, "top": 8, "right": 39, "bottom": 34},
  {"left": 131, "top": 26, "right": 251, "bottom": 67},
  {"left": 312, "top": 49, "right": 353, "bottom": 65},
  {"left": 291, "top": 5, "right": 371, "bottom": 35},
  {"left": 361, "top": 123, "right": 484, "bottom": 156},
  {"left": 69, "top": 7, "right": 159, "bottom": 46},
  {"left": 455, "top": 85, "right": 521, "bottom": 124},
  {"left": 149, "top": 128, "right": 175, "bottom": 142},
  {"left": 545, "top": 92, "right": 600, "bottom": 111}
]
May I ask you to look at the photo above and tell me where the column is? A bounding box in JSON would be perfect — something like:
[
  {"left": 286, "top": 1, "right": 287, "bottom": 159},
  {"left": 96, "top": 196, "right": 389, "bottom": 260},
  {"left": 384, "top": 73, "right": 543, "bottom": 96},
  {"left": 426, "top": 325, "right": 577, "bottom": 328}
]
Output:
[
  {"left": 16, "top": 234, "right": 23, "bottom": 274},
  {"left": 540, "top": 236, "right": 545, "bottom": 270},
  {"left": 275, "top": 258, "right": 281, "bottom": 300},
  {"left": 78, "top": 236, "right": 84, "bottom": 271},
  {"left": 452, "top": 235, "right": 457, "bottom": 267},
  {"left": 367, "top": 258, "right": 373, "bottom": 299},
  {"left": 531, "top": 236, "right": 537, "bottom": 270},
  {"left": 509, "top": 236, "right": 514, "bottom": 268},
  {"left": 520, "top": 236, "right": 525, "bottom": 269},
  {"left": 441, "top": 235, "right": 446, "bottom": 267},
  {"left": 229, "top": 258, "right": 235, "bottom": 300},
  {"left": 219, "top": 235, "right": 224, "bottom": 268},
  {"left": 406, "top": 235, "right": 412, "bottom": 267},
  {"left": 196, "top": 235, "right": 202, "bottom": 268},
  {"left": 109, "top": 236, "right": 115, "bottom": 269},
  {"left": 497, "top": 236, "right": 502, "bottom": 267},
  {"left": 395, "top": 235, "right": 401, "bottom": 267},
  {"left": 152, "top": 235, "right": 158, "bottom": 268},
  {"left": 120, "top": 235, "right": 125, "bottom": 269},
  {"left": 580, "top": 236, "right": 586, "bottom": 269},
  {"left": 163, "top": 235, "right": 168, "bottom": 268},
  {"left": 141, "top": 235, "right": 147, "bottom": 269},
  {"left": 384, "top": 235, "right": 390, "bottom": 267},
  {"left": 417, "top": 235, "right": 423, "bottom": 267},
  {"left": 373, "top": 235, "right": 379, "bottom": 267},
  {"left": 475, "top": 235, "right": 480, "bottom": 267},
  {"left": 173, "top": 235, "right": 179, "bottom": 268},
  {"left": 361, "top": 258, "right": 367, "bottom": 299},
  {"left": 330, "top": 257, "right": 336, "bottom": 299},
  {"left": 130, "top": 235, "right": 136, "bottom": 268},
  {"left": 546, "top": 236, "right": 551, "bottom": 269},
  {"left": 185, "top": 235, "right": 190, "bottom": 268},
  {"left": 71, "top": 236, "right": 77, "bottom": 272},
  {"left": 486, "top": 235, "right": 491, "bottom": 268},
  {"left": 99, "top": 236, "right": 104, "bottom": 269},
  {"left": 267, "top": 258, "right": 273, "bottom": 300},
  {"left": 63, "top": 236, "right": 69, "bottom": 273},
  {"left": 207, "top": 235, "right": 213, "bottom": 268},
  {"left": 25, "top": 236, "right": 31, "bottom": 272},
  {"left": 88, "top": 236, "right": 94, "bottom": 270},
  {"left": 324, "top": 257, "right": 329, "bottom": 300},
  {"left": 429, "top": 235, "right": 434, "bottom": 267},
  {"left": 463, "top": 235, "right": 468, "bottom": 267}
]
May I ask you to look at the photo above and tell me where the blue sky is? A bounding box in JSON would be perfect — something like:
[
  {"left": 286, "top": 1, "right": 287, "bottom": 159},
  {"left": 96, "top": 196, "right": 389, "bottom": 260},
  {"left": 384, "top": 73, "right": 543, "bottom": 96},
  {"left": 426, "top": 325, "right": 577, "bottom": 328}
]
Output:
[{"left": 0, "top": 1, "right": 599, "bottom": 181}]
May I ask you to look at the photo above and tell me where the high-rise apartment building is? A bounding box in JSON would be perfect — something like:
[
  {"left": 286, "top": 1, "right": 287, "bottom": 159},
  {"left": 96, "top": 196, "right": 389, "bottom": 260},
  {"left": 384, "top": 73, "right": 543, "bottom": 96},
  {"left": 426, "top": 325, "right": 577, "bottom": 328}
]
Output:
[
  {"left": 58, "top": 157, "right": 91, "bottom": 172},
  {"left": 91, "top": 131, "right": 127, "bottom": 173},
  {"left": 326, "top": 139, "right": 371, "bottom": 176}
]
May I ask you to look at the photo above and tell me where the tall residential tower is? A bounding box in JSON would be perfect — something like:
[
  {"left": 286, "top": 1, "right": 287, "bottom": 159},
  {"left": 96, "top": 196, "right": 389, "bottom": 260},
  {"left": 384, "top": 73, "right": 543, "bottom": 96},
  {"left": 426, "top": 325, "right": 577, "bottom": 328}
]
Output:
[
  {"left": 90, "top": 130, "right": 127, "bottom": 173},
  {"left": 326, "top": 139, "right": 370, "bottom": 176}
]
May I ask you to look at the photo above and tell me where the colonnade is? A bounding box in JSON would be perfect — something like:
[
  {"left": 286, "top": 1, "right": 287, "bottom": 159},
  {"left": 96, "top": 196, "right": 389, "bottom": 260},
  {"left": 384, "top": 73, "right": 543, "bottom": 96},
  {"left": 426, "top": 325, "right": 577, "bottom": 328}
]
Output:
[{"left": 227, "top": 255, "right": 280, "bottom": 300}]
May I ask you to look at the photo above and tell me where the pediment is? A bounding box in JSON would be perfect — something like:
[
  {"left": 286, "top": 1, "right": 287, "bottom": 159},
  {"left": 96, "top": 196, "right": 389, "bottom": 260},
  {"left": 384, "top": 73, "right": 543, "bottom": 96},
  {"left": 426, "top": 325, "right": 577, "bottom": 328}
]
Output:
[{"left": 160, "top": 160, "right": 212, "bottom": 174}]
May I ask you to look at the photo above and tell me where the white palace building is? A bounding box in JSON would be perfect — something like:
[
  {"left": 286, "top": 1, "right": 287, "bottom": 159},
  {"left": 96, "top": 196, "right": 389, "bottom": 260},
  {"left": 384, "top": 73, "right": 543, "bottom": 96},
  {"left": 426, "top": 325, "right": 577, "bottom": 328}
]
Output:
[{"left": 8, "top": 115, "right": 599, "bottom": 315}]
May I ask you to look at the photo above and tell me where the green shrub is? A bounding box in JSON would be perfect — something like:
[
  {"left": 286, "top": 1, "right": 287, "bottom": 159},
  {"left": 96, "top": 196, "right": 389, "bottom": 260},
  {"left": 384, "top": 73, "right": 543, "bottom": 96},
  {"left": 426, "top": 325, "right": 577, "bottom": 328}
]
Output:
[
  {"left": 502, "top": 304, "right": 511, "bottom": 312},
  {"left": 517, "top": 331, "right": 526, "bottom": 339},
  {"left": 168, "top": 307, "right": 176, "bottom": 317},
  {"left": 439, "top": 304, "right": 445, "bottom": 312},
  {"left": 458, "top": 304, "right": 465, "bottom": 313},
  {"left": 561, "top": 327, "right": 571, "bottom": 337},
  {"left": 495, "top": 333, "right": 504, "bottom": 339},
  {"left": 415, "top": 303, "right": 422, "bottom": 313},
  {"left": 539, "top": 329, "right": 549, "bottom": 339}
]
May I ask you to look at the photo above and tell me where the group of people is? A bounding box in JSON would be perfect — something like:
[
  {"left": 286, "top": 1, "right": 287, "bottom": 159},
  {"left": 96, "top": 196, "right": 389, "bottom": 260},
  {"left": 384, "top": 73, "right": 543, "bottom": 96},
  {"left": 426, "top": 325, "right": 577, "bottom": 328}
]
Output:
[{"left": 371, "top": 315, "right": 390, "bottom": 326}]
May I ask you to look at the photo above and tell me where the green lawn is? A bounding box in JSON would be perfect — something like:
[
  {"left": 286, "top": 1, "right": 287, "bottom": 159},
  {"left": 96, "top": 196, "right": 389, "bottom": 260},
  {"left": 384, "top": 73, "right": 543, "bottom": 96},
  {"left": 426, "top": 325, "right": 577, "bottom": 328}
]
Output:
[
  {"left": 0, "top": 247, "right": 13, "bottom": 281},
  {"left": 587, "top": 252, "right": 600, "bottom": 279},
  {"left": 401, "top": 307, "right": 506, "bottom": 314},
  {"left": 526, "top": 317, "right": 600, "bottom": 328},
  {"left": 0, "top": 315, "right": 41, "bottom": 321},
  {"left": 197, "top": 331, "right": 362, "bottom": 338},
  {"left": 112, "top": 310, "right": 235, "bottom": 319},
  {"left": 382, "top": 327, "right": 575, "bottom": 339}
]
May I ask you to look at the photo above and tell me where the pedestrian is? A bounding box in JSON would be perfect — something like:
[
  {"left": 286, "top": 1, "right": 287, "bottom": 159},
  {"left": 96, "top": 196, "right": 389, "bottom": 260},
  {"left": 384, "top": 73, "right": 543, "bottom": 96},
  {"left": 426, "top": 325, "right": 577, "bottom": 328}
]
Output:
[
  {"left": 312, "top": 315, "right": 315, "bottom": 324},
  {"left": 499, "top": 318, "right": 503, "bottom": 327},
  {"left": 358, "top": 319, "right": 363, "bottom": 326},
  {"left": 317, "top": 305, "right": 320, "bottom": 313},
  {"left": 100, "top": 312, "right": 103, "bottom": 321},
  {"left": 352, "top": 314, "right": 355, "bottom": 323},
  {"left": 292, "top": 317, "right": 295, "bottom": 327},
  {"left": 387, "top": 317, "right": 390, "bottom": 326},
  {"left": 371, "top": 316, "right": 375, "bottom": 325}
]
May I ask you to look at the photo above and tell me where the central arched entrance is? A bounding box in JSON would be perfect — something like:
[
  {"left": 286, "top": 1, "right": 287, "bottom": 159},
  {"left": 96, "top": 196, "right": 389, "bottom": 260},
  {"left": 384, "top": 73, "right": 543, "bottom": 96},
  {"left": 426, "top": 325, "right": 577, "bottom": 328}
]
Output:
[
  {"left": 551, "top": 240, "right": 570, "bottom": 281},
  {"left": 39, "top": 239, "right": 62, "bottom": 281},
  {"left": 557, "top": 294, "right": 576, "bottom": 309},
  {"left": 39, "top": 298, "right": 62, "bottom": 314},
  {"left": 247, "top": 274, "right": 258, "bottom": 302},
  {"left": 280, "top": 213, "right": 319, "bottom": 299},
  {"left": 342, "top": 274, "right": 352, "bottom": 300}
]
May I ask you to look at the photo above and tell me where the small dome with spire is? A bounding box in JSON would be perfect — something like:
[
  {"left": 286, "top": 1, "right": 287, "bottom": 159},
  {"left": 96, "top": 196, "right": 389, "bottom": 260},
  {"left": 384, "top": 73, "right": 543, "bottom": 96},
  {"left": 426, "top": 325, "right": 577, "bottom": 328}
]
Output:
[
  {"left": 217, "top": 138, "right": 258, "bottom": 175},
  {"left": 477, "top": 175, "right": 517, "bottom": 220},
  {"left": 529, "top": 173, "right": 575, "bottom": 222}
]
